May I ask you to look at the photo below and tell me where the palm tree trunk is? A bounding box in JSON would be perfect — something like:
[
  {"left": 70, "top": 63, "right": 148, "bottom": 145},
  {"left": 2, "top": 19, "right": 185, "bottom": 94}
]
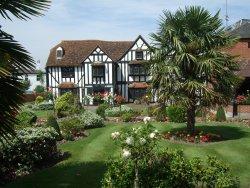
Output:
[{"left": 187, "top": 102, "right": 196, "bottom": 134}]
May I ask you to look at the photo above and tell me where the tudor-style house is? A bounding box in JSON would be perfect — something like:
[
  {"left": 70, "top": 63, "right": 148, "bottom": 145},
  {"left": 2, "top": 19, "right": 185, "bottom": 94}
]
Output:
[{"left": 46, "top": 36, "right": 151, "bottom": 103}]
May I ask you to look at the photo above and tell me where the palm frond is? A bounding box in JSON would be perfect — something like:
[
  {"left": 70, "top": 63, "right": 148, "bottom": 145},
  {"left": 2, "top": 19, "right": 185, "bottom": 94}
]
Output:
[
  {"left": 0, "top": 30, "right": 35, "bottom": 139},
  {"left": 0, "top": 0, "right": 50, "bottom": 20}
]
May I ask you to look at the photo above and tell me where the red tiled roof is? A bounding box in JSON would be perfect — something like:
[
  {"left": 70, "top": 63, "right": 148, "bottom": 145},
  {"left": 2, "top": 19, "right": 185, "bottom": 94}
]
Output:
[
  {"left": 58, "top": 82, "right": 78, "bottom": 89},
  {"left": 46, "top": 40, "right": 134, "bottom": 67},
  {"left": 128, "top": 82, "right": 149, "bottom": 89}
]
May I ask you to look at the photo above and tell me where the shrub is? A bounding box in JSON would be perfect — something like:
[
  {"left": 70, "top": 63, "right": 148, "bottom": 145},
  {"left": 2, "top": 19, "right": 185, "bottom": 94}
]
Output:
[
  {"left": 55, "top": 92, "right": 81, "bottom": 118},
  {"left": 58, "top": 116, "right": 84, "bottom": 141},
  {"left": 33, "top": 101, "right": 54, "bottom": 111},
  {"left": 105, "top": 105, "right": 133, "bottom": 117},
  {"left": 121, "top": 112, "right": 134, "bottom": 122},
  {"left": 35, "top": 96, "right": 44, "bottom": 104},
  {"left": 103, "top": 124, "right": 239, "bottom": 188},
  {"left": 80, "top": 110, "right": 104, "bottom": 129},
  {"left": 16, "top": 109, "right": 37, "bottom": 126},
  {"left": 216, "top": 106, "right": 226, "bottom": 122},
  {"left": 0, "top": 127, "right": 59, "bottom": 183},
  {"left": 155, "top": 106, "right": 167, "bottom": 122},
  {"left": 46, "top": 115, "right": 62, "bottom": 140},
  {"left": 166, "top": 105, "right": 186, "bottom": 123},
  {"left": 96, "top": 103, "right": 109, "bottom": 118},
  {"left": 34, "top": 85, "right": 45, "bottom": 93}
]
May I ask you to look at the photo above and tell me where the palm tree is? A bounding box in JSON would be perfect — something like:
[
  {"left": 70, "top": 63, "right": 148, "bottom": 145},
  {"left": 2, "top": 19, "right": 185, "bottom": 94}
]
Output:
[
  {"left": 0, "top": 0, "right": 50, "bottom": 140},
  {"left": 150, "top": 6, "right": 240, "bottom": 133}
]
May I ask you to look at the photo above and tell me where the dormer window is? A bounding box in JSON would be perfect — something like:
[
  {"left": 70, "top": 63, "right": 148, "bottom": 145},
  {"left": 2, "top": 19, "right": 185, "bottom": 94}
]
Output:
[
  {"left": 56, "top": 47, "right": 63, "bottom": 59},
  {"left": 136, "top": 50, "right": 143, "bottom": 60}
]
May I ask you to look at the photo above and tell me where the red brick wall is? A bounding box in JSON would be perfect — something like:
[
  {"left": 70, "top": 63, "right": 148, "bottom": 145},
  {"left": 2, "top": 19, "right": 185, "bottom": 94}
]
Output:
[
  {"left": 226, "top": 105, "right": 250, "bottom": 113},
  {"left": 226, "top": 39, "right": 250, "bottom": 59},
  {"left": 237, "top": 105, "right": 250, "bottom": 113}
]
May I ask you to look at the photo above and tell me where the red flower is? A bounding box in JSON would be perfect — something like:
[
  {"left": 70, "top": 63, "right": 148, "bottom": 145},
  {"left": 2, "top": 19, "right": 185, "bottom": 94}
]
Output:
[{"left": 236, "top": 95, "right": 246, "bottom": 104}]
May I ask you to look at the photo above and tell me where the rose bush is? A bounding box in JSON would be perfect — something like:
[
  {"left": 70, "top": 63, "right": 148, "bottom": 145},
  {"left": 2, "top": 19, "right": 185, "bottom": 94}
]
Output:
[{"left": 102, "top": 119, "right": 239, "bottom": 187}]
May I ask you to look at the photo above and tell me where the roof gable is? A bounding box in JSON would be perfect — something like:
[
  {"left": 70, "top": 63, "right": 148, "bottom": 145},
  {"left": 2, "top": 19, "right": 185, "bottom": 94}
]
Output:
[
  {"left": 83, "top": 46, "right": 113, "bottom": 63},
  {"left": 119, "top": 35, "right": 150, "bottom": 62}
]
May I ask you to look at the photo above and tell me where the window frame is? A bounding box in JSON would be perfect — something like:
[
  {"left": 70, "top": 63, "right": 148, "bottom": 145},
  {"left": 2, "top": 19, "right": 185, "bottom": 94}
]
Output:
[
  {"left": 36, "top": 75, "right": 40, "bottom": 81},
  {"left": 135, "top": 51, "right": 143, "bottom": 60},
  {"left": 92, "top": 66, "right": 105, "bottom": 77},
  {"left": 61, "top": 67, "right": 75, "bottom": 78},
  {"left": 129, "top": 88, "right": 147, "bottom": 100},
  {"left": 129, "top": 65, "right": 146, "bottom": 76}
]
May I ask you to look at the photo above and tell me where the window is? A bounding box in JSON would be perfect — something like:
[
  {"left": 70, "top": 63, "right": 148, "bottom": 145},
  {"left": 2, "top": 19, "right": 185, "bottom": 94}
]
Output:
[
  {"left": 92, "top": 66, "right": 105, "bottom": 77},
  {"left": 25, "top": 75, "right": 28, "bottom": 81},
  {"left": 129, "top": 89, "right": 147, "bottom": 100},
  {"left": 61, "top": 67, "right": 75, "bottom": 78},
  {"left": 129, "top": 65, "right": 146, "bottom": 75},
  {"left": 56, "top": 47, "right": 63, "bottom": 59},
  {"left": 36, "top": 75, "right": 41, "bottom": 81},
  {"left": 136, "top": 51, "right": 143, "bottom": 60}
]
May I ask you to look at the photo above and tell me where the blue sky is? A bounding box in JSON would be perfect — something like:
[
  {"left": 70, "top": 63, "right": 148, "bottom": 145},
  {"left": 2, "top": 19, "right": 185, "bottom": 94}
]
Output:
[{"left": 1, "top": 0, "right": 249, "bottom": 68}]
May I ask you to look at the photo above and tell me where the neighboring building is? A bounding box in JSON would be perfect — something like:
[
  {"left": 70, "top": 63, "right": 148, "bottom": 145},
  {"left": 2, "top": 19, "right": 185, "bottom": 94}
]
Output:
[
  {"left": 19, "top": 69, "right": 46, "bottom": 93},
  {"left": 228, "top": 19, "right": 250, "bottom": 95},
  {"left": 46, "top": 35, "right": 151, "bottom": 103},
  {"left": 226, "top": 19, "right": 250, "bottom": 117}
]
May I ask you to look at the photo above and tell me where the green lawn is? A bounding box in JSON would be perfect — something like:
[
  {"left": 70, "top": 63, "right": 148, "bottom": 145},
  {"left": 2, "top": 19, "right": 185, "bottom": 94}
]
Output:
[
  {"left": 5, "top": 122, "right": 250, "bottom": 188},
  {"left": 35, "top": 110, "right": 54, "bottom": 119}
]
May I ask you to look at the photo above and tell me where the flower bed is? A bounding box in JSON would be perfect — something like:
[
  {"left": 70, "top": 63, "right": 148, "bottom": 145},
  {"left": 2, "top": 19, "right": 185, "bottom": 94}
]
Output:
[{"left": 164, "top": 130, "right": 222, "bottom": 143}]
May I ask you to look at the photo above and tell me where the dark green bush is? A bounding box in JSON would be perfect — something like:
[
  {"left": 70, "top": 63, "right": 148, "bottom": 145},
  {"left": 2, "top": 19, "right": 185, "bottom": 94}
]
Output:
[
  {"left": 0, "top": 127, "right": 59, "bottom": 183},
  {"left": 16, "top": 109, "right": 37, "bottom": 126},
  {"left": 59, "top": 116, "right": 84, "bottom": 140},
  {"left": 166, "top": 105, "right": 186, "bottom": 123},
  {"left": 34, "top": 85, "right": 45, "bottom": 93},
  {"left": 216, "top": 106, "right": 226, "bottom": 122},
  {"left": 121, "top": 112, "right": 134, "bottom": 122},
  {"left": 96, "top": 103, "right": 109, "bottom": 118},
  {"left": 55, "top": 92, "right": 81, "bottom": 118},
  {"left": 46, "top": 115, "right": 62, "bottom": 140}
]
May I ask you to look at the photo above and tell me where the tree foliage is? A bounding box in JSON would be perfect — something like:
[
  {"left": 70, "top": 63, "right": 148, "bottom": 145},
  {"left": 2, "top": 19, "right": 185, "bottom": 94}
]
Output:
[
  {"left": 150, "top": 6, "right": 240, "bottom": 133},
  {"left": 0, "top": 0, "right": 50, "bottom": 140}
]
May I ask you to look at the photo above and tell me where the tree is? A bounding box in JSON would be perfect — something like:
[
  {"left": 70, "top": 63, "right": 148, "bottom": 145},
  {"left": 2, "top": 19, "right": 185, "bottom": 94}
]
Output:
[
  {"left": 150, "top": 6, "right": 240, "bottom": 133},
  {"left": 21, "top": 79, "right": 31, "bottom": 92},
  {"left": 0, "top": 0, "right": 50, "bottom": 140},
  {"left": 34, "top": 85, "right": 45, "bottom": 93},
  {"left": 37, "top": 70, "right": 45, "bottom": 85}
]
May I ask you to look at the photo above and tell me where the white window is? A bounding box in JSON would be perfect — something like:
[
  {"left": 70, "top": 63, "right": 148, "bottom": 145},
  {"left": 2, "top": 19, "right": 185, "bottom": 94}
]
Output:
[{"left": 56, "top": 47, "right": 63, "bottom": 59}]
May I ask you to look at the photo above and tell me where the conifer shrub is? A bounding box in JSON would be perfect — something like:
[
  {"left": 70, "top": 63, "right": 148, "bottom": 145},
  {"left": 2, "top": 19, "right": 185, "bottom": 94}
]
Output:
[
  {"left": 46, "top": 115, "right": 62, "bottom": 140},
  {"left": 216, "top": 106, "right": 226, "bottom": 122}
]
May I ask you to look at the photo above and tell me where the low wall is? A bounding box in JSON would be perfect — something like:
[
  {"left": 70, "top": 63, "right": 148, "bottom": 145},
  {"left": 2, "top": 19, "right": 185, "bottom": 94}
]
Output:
[
  {"left": 22, "top": 93, "right": 44, "bottom": 102},
  {"left": 225, "top": 105, "right": 250, "bottom": 119}
]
